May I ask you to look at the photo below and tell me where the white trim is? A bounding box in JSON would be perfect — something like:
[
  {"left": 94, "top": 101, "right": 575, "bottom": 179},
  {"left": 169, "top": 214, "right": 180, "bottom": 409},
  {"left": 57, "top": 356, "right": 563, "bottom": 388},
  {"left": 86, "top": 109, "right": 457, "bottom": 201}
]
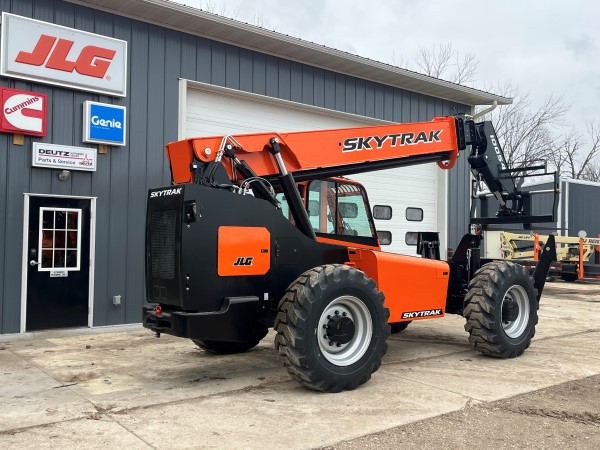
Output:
[
  {"left": 20, "top": 193, "right": 97, "bottom": 333},
  {"left": 20, "top": 195, "right": 30, "bottom": 333},
  {"left": 557, "top": 180, "right": 562, "bottom": 236},
  {"left": 559, "top": 177, "right": 600, "bottom": 188},
  {"left": 25, "top": 193, "right": 97, "bottom": 200},
  {"left": 185, "top": 80, "right": 390, "bottom": 127},
  {"left": 88, "top": 198, "right": 97, "bottom": 328},
  {"left": 565, "top": 180, "right": 570, "bottom": 234},
  {"left": 36, "top": 207, "right": 83, "bottom": 272},
  {"left": 178, "top": 78, "right": 188, "bottom": 140}
]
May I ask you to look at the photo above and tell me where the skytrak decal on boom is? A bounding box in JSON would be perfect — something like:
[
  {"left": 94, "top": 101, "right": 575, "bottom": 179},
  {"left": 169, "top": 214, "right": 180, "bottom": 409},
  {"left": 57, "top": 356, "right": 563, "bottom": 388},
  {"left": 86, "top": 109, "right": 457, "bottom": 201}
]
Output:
[{"left": 342, "top": 130, "right": 443, "bottom": 152}]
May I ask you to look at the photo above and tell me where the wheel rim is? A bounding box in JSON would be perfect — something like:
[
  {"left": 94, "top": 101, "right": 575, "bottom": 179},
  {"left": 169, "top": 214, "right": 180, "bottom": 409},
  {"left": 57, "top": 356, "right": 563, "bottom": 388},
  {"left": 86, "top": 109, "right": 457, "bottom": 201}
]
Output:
[
  {"left": 317, "top": 295, "right": 372, "bottom": 366},
  {"left": 501, "top": 285, "right": 530, "bottom": 338}
]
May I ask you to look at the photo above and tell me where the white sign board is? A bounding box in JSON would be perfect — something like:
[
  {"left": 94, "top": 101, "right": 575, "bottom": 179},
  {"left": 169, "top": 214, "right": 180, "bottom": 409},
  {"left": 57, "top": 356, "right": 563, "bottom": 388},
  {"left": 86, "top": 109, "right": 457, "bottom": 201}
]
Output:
[
  {"left": 32, "top": 143, "right": 97, "bottom": 172},
  {"left": 50, "top": 270, "right": 68, "bottom": 278},
  {"left": 0, "top": 13, "right": 127, "bottom": 97}
]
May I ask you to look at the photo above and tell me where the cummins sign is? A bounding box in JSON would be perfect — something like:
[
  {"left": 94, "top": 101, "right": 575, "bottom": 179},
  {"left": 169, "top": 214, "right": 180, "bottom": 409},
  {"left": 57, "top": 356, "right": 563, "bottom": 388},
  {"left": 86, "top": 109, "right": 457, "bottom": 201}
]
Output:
[
  {"left": 0, "top": 13, "right": 127, "bottom": 97},
  {"left": 0, "top": 87, "right": 47, "bottom": 137}
]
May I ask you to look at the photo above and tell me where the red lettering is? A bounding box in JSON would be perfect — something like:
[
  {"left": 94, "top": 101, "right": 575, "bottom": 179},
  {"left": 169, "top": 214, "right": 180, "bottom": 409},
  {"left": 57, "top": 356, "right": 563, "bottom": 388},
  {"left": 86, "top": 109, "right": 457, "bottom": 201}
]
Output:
[
  {"left": 14, "top": 35, "right": 116, "bottom": 79},
  {"left": 45, "top": 39, "right": 76, "bottom": 72},
  {"left": 15, "top": 34, "right": 56, "bottom": 66},
  {"left": 75, "top": 46, "right": 116, "bottom": 78}
]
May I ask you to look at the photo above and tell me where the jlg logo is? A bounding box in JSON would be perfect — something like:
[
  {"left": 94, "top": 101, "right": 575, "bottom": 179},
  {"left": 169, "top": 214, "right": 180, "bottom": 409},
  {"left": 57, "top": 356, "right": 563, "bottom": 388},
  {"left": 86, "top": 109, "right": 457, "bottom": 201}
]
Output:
[
  {"left": 15, "top": 34, "right": 116, "bottom": 79},
  {"left": 233, "top": 257, "right": 254, "bottom": 266}
]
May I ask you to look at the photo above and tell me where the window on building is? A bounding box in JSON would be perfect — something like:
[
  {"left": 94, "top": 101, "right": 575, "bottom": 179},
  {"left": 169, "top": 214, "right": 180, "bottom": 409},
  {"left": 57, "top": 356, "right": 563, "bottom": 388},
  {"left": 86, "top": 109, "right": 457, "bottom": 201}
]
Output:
[
  {"left": 405, "top": 231, "right": 418, "bottom": 246},
  {"left": 373, "top": 205, "right": 392, "bottom": 220},
  {"left": 406, "top": 207, "right": 423, "bottom": 222},
  {"left": 377, "top": 230, "right": 392, "bottom": 245},
  {"left": 39, "top": 208, "right": 82, "bottom": 271}
]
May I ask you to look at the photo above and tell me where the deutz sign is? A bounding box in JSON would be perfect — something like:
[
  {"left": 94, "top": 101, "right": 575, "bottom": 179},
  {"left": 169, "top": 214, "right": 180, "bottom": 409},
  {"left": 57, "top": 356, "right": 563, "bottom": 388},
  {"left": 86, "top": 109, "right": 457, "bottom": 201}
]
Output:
[
  {"left": 32, "top": 143, "right": 97, "bottom": 172},
  {"left": 0, "top": 13, "right": 127, "bottom": 97}
]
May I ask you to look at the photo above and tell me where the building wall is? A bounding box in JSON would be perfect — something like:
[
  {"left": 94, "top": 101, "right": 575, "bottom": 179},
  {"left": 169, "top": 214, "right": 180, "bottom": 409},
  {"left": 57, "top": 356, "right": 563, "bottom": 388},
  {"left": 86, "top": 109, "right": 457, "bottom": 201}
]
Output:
[
  {"left": 0, "top": 0, "right": 470, "bottom": 333},
  {"left": 567, "top": 182, "right": 600, "bottom": 239}
]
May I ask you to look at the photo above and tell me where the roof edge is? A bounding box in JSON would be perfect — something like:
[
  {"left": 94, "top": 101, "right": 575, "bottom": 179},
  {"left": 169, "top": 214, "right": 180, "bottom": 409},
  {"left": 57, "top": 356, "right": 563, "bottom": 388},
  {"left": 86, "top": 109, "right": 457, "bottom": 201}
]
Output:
[{"left": 63, "top": 0, "right": 512, "bottom": 106}]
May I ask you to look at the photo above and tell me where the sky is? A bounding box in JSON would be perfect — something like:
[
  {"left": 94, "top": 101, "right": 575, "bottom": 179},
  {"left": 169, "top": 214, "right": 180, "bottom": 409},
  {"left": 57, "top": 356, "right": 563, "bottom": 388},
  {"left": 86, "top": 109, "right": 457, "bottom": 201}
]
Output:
[{"left": 171, "top": 0, "right": 600, "bottom": 140}]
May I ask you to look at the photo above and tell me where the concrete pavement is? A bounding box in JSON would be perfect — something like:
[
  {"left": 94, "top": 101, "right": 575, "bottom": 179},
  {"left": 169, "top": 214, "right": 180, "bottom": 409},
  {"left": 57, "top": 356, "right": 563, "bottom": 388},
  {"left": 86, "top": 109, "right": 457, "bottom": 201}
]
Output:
[{"left": 1, "top": 280, "right": 599, "bottom": 449}]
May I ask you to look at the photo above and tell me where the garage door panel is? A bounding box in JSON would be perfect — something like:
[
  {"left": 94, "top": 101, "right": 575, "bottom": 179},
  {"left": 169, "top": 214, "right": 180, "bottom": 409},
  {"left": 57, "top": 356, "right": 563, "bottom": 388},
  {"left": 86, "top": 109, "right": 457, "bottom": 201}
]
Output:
[{"left": 184, "top": 84, "right": 441, "bottom": 256}]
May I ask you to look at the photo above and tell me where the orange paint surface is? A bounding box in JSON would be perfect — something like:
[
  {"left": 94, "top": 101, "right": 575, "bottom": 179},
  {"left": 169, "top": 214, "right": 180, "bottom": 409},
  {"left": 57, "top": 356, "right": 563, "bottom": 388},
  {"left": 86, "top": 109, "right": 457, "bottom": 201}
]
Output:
[
  {"left": 166, "top": 117, "right": 459, "bottom": 184},
  {"left": 217, "top": 226, "right": 270, "bottom": 276},
  {"left": 349, "top": 249, "right": 449, "bottom": 322}
]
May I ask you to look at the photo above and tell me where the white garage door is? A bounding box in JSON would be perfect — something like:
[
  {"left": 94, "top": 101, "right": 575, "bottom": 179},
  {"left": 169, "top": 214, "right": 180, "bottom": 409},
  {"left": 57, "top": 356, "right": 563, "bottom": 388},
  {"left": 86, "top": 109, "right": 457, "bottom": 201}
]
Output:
[{"left": 181, "top": 81, "right": 445, "bottom": 257}]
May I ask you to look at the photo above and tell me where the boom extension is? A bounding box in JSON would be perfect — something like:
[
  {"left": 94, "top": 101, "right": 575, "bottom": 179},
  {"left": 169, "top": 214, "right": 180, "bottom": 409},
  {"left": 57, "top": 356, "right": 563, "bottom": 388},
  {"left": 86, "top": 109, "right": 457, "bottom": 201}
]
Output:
[
  {"left": 165, "top": 116, "right": 464, "bottom": 186},
  {"left": 466, "top": 121, "right": 559, "bottom": 227}
]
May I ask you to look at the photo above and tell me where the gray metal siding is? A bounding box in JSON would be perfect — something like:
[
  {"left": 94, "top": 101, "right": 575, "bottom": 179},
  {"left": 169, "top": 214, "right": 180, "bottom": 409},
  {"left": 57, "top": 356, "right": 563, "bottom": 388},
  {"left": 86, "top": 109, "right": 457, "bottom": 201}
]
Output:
[
  {"left": 0, "top": 0, "right": 471, "bottom": 333},
  {"left": 568, "top": 183, "right": 600, "bottom": 238},
  {"left": 529, "top": 182, "right": 557, "bottom": 228}
]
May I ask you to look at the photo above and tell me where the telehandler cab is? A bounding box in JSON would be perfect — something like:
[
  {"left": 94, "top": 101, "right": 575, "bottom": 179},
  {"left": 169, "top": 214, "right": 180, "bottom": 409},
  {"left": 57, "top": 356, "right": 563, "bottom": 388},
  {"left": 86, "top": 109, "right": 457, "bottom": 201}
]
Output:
[{"left": 143, "top": 115, "right": 558, "bottom": 392}]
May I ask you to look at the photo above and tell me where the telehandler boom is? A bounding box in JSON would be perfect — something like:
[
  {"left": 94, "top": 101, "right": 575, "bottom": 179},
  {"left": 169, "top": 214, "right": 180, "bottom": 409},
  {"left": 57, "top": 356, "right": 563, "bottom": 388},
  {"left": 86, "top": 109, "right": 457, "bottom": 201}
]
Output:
[{"left": 144, "top": 115, "right": 557, "bottom": 392}]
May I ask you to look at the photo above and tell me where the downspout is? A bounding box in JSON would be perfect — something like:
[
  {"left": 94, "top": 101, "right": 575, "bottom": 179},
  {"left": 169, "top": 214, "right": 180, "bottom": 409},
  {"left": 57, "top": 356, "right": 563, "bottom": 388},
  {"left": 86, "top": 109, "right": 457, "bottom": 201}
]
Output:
[{"left": 472, "top": 100, "right": 498, "bottom": 120}]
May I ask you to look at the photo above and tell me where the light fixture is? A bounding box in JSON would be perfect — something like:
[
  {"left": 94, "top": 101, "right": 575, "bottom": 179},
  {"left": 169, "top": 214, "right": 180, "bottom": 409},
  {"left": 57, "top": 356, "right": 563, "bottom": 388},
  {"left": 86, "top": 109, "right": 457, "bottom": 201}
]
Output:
[{"left": 58, "top": 170, "right": 71, "bottom": 181}]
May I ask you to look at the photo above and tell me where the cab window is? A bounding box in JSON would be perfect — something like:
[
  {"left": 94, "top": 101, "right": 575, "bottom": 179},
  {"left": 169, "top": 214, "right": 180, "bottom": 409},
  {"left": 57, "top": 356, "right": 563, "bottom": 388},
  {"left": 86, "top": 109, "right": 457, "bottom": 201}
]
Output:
[
  {"left": 275, "top": 192, "right": 290, "bottom": 220},
  {"left": 307, "top": 180, "right": 375, "bottom": 238}
]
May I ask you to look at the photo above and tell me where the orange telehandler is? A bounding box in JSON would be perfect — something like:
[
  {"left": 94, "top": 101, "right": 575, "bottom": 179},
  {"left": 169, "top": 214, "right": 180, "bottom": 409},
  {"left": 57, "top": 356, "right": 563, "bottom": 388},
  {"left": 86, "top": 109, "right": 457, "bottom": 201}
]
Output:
[{"left": 143, "top": 115, "right": 558, "bottom": 392}]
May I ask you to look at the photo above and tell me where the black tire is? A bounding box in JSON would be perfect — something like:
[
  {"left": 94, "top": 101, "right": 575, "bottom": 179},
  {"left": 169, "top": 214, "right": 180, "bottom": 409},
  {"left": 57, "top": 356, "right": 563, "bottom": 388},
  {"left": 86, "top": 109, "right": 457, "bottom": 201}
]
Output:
[
  {"left": 274, "top": 264, "right": 390, "bottom": 393},
  {"left": 464, "top": 261, "right": 538, "bottom": 358},
  {"left": 192, "top": 326, "right": 268, "bottom": 355},
  {"left": 390, "top": 321, "right": 411, "bottom": 333},
  {"left": 561, "top": 273, "right": 578, "bottom": 282}
]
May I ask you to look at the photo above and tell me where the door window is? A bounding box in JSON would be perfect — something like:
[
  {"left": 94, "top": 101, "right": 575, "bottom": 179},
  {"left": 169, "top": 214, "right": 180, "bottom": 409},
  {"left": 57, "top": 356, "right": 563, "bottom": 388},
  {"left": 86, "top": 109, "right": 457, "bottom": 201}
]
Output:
[
  {"left": 308, "top": 180, "right": 375, "bottom": 238},
  {"left": 38, "top": 208, "right": 82, "bottom": 271}
]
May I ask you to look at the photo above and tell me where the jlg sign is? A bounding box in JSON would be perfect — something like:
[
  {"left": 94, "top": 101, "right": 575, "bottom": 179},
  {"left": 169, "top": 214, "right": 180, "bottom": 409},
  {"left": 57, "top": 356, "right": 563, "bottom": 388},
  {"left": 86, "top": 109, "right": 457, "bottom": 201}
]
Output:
[{"left": 0, "top": 13, "right": 127, "bottom": 97}]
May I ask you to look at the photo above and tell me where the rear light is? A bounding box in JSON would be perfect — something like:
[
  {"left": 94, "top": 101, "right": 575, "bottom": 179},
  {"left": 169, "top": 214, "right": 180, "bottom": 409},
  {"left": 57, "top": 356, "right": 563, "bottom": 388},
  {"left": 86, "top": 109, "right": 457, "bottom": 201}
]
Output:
[
  {"left": 470, "top": 224, "right": 482, "bottom": 235},
  {"left": 155, "top": 305, "right": 163, "bottom": 315}
]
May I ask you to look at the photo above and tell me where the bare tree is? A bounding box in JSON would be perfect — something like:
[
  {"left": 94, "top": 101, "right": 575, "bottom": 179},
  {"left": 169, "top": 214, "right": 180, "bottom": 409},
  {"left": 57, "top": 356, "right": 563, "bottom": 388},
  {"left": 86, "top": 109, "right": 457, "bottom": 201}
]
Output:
[
  {"left": 200, "top": 1, "right": 238, "bottom": 19},
  {"left": 477, "top": 83, "right": 570, "bottom": 171},
  {"left": 415, "top": 43, "right": 453, "bottom": 78},
  {"left": 404, "top": 45, "right": 575, "bottom": 174},
  {"left": 582, "top": 163, "right": 600, "bottom": 182},
  {"left": 549, "top": 122, "right": 600, "bottom": 180},
  {"left": 252, "top": 11, "right": 277, "bottom": 31},
  {"left": 199, "top": 2, "right": 276, "bottom": 30},
  {"left": 391, "top": 50, "right": 411, "bottom": 70},
  {"left": 401, "top": 43, "right": 479, "bottom": 85},
  {"left": 452, "top": 51, "right": 479, "bottom": 85}
]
